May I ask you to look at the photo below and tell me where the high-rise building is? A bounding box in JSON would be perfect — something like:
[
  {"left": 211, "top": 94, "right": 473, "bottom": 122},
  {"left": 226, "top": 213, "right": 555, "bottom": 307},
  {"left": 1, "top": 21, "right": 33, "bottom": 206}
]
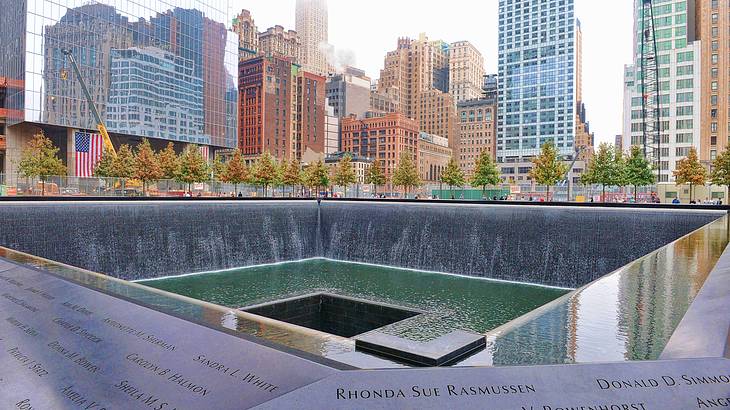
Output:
[
  {"left": 419, "top": 90, "right": 459, "bottom": 150},
  {"left": 238, "top": 56, "right": 294, "bottom": 161},
  {"left": 238, "top": 56, "right": 326, "bottom": 163},
  {"left": 379, "top": 34, "right": 449, "bottom": 119},
  {"left": 324, "top": 101, "right": 339, "bottom": 154},
  {"left": 370, "top": 88, "right": 401, "bottom": 114},
  {"left": 457, "top": 98, "right": 497, "bottom": 177},
  {"left": 0, "top": 0, "right": 239, "bottom": 182},
  {"left": 418, "top": 132, "right": 452, "bottom": 183},
  {"left": 497, "top": 0, "right": 582, "bottom": 162},
  {"left": 326, "top": 67, "right": 371, "bottom": 119},
  {"left": 697, "top": 0, "right": 729, "bottom": 163},
  {"left": 259, "top": 26, "right": 301, "bottom": 63},
  {"left": 622, "top": 0, "right": 701, "bottom": 182},
  {"left": 341, "top": 112, "right": 419, "bottom": 181},
  {"left": 449, "top": 41, "right": 486, "bottom": 103},
  {"left": 231, "top": 10, "right": 259, "bottom": 61},
  {"left": 295, "top": 69, "right": 327, "bottom": 162},
  {"left": 296, "top": 0, "right": 329, "bottom": 76}
]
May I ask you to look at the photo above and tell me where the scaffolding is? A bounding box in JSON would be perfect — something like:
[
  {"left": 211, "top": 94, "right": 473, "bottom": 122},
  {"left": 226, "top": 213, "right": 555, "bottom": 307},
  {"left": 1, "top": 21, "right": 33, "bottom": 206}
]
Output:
[{"left": 639, "top": 0, "right": 662, "bottom": 179}]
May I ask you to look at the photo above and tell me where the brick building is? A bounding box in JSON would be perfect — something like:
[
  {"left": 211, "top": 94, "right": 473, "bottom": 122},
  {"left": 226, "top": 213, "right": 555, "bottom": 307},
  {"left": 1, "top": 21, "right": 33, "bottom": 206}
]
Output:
[{"left": 341, "top": 112, "right": 419, "bottom": 181}]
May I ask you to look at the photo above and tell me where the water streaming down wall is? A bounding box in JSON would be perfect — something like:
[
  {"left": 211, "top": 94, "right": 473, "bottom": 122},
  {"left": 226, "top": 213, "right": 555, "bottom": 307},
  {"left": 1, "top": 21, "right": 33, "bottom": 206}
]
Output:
[{"left": 0, "top": 201, "right": 723, "bottom": 287}]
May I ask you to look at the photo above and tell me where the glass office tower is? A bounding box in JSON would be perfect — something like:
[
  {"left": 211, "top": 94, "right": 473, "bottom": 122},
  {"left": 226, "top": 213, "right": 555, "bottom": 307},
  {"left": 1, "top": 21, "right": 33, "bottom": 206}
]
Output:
[
  {"left": 0, "top": 0, "right": 239, "bottom": 149},
  {"left": 497, "top": 0, "right": 578, "bottom": 162}
]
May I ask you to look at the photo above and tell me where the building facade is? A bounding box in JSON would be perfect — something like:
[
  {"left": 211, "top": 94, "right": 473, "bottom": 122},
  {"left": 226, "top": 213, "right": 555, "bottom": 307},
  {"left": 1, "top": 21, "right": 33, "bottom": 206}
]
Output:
[
  {"left": 378, "top": 34, "right": 450, "bottom": 120},
  {"left": 419, "top": 90, "right": 459, "bottom": 149},
  {"left": 325, "top": 152, "right": 372, "bottom": 184},
  {"left": 231, "top": 10, "right": 259, "bottom": 61},
  {"left": 622, "top": 0, "right": 701, "bottom": 182},
  {"left": 370, "top": 88, "right": 401, "bottom": 114},
  {"left": 497, "top": 0, "right": 580, "bottom": 162},
  {"left": 325, "top": 102, "right": 339, "bottom": 154},
  {"left": 295, "top": 70, "right": 327, "bottom": 162},
  {"left": 457, "top": 98, "right": 497, "bottom": 177},
  {"left": 239, "top": 56, "right": 326, "bottom": 163},
  {"left": 326, "top": 67, "right": 371, "bottom": 119},
  {"left": 258, "top": 25, "right": 301, "bottom": 63},
  {"left": 418, "top": 132, "right": 452, "bottom": 183},
  {"left": 341, "top": 112, "right": 419, "bottom": 181},
  {"left": 449, "top": 41, "right": 486, "bottom": 103},
  {"left": 295, "top": 0, "right": 329, "bottom": 76},
  {"left": 239, "top": 56, "right": 294, "bottom": 161},
  {"left": 697, "top": 0, "right": 729, "bottom": 163},
  {"left": 0, "top": 0, "right": 238, "bottom": 181}
]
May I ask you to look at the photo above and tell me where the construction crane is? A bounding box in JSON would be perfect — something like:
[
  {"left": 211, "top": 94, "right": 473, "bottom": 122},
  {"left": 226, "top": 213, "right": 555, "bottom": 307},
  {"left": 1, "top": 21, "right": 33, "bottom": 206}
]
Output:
[
  {"left": 639, "top": 0, "right": 661, "bottom": 178},
  {"left": 60, "top": 48, "right": 116, "bottom": 157}
]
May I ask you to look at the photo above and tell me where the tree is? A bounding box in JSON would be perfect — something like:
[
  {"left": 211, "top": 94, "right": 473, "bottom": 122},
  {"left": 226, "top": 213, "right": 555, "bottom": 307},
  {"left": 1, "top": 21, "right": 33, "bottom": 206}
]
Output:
[
  {"left": 18, "top": 132, "right": 67, "bottom": 196},
  {"left": 282, "top": 159, "right": 303, "bottom": 197},
  {"left": 529, "top": 141, "right": 568, "bottom": 201},
  {"left": 252, "top": 152, "right": 277, "bottom": 197},
  {"left": 304, "top": 160, "right": 330, "bottom": 197},
  {"left": 581, "top": 143, "right": 621, "bottom": 202},
  {"left": 93, "top": 148, "right": 116, "bottom": 178},
  {"left": 674, "top": 147, "right": 707, "bottom": 203},
  {"left": 134, "top": 139, "right": 163, "bottom": 195},
  {"left": 711, "top": 148, "right": 730, "bottom": 201},
  {"left": 111, "top": 144, "right": 136, "bottom": 179},
  {"left": 157, "top": 142, "right": 179, "bottom": 193},
  {"left": 176, "top": 144, "right": 210, "bottom": 192},
  {"left": 440, "top": 157, "right": 465, "bottom": 199},
  {"left": 365, "top": 162, "right": 386, "bottom": 197},
  {"left": 392, "top": 150, "right": 421, "bottom": 198},
  {"left": 225, "top": 150, "right": 250, "bottom": 195},
  {"left": 333, "top": 154, "right": 358, "bottom": 197},
  {"left": 470, "top": 149, "right": 501, "bottom": 198},
  {"left": 158, "top": 142, "right": 179, "bottom": 180},
  {"left": 625, "top": 145, "right": 655, "bottom": 201}
]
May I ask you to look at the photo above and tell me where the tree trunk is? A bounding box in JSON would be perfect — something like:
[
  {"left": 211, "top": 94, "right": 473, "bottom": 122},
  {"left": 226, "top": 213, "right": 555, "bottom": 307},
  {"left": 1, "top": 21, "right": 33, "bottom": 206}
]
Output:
[
  {"left": 602, "top": 185, "right": 606, "bottom": 203},
  {"left": 690, "top": 183, "right": 693, "bottom": 203},
  {"left": 41, "top": 179, "right": 45, "bottom": 197},
  {"left": 547, "top": 185, "right": 551, "bottom": 202},
  {"left": 634, "top": 185, "right": 638, "bottom": 202}
]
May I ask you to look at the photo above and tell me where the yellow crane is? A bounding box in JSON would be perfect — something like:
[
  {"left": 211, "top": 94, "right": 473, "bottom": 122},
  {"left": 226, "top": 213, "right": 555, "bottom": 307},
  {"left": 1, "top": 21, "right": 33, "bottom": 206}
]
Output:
[{"left": 60, "top": 48, "right": 116, "bottom": 157}]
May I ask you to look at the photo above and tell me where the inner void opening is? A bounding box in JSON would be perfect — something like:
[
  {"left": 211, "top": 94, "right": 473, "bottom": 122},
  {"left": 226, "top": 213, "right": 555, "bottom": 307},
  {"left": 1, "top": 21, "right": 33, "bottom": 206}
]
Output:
[{"left": 242, "top": 292, "right": 422, "bottom": 338}]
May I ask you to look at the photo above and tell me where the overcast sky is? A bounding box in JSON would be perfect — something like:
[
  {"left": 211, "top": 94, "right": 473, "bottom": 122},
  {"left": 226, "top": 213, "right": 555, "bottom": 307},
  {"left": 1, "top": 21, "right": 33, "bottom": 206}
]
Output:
[{"left": 230, "top": 0, "right": 634, "bottom": 145}]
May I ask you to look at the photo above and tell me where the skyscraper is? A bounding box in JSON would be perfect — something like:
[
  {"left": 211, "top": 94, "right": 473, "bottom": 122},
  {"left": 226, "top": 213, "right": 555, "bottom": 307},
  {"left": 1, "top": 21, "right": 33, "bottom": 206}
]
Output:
[
  {"left": 296, "top": 0, "right": 329, "bottom": 76},
  {"left": 378, "top": 34, "right": 457, "bottom": 145},
  {"left": 449, "top": 41, "right": 486, "bottom": 103},
  {"left": 622, "top": 0, "right": 701, "bottom": 182},
  {"left": 697, "top": 0, "right": 729, "bottom": 163},
  {"left": 231, "top": 10, "right": 259, "bottom": 61},
  {"left": 497, "top": 0, "right": 581, "bottom": 162}
]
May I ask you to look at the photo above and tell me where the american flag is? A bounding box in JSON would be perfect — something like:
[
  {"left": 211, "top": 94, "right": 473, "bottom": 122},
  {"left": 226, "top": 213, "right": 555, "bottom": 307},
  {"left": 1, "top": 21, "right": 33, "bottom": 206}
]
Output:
[
  {"left": 75, "top": 132, "right": 103, "bottom": 177},
  {"left": 200, "top": 145, "right": 210, "bottom": 164}
]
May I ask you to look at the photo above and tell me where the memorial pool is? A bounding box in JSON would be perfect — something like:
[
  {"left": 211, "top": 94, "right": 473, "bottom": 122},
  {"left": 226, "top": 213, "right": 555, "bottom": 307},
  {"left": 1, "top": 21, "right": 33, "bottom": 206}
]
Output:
[{"left": 139, "top": 259, "right": 569, "bottom": 342}]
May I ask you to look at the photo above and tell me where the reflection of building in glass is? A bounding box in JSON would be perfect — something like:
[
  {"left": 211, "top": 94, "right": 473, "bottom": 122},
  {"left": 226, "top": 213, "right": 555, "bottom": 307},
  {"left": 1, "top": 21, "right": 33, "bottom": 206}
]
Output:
[
  {"left": 0, "top": 0, "right": 238, "bottom": 181},
  {"left": 107, "top": 48, "right": 205, "bottom": 144},
  {"left": 42, "top": 3, "right": 132, "bottom": 130}
]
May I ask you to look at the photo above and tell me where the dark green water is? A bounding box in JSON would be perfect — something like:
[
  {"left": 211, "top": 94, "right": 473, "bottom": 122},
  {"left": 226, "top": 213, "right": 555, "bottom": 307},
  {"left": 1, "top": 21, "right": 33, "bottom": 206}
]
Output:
[{"left": 140, "top": 259, "right": 568, "bottom": 341}]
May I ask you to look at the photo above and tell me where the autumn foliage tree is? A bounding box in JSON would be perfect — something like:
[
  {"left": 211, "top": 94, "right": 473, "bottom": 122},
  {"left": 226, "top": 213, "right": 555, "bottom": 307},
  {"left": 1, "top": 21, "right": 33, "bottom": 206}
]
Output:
[
  {"left": 711, "top": 148, "right": 730, "bottom": 200},
  {"left": 282, "top": 159, "right": 303, "bottom": 197},
  {"left": 134, "top": 139, "right": 163, "bottom": 195},
  {"left": 673, "top": 147, "right": 707, "bottom": 202},
  {"left": 365, "top": 162, "right": 386, "bottom": 197},
  {"left": 176, "top": 144, "right": 210, "bottom": 192},
  {"left": 529, "top": 141, "right": 567, "bottom": 201},
  {"left": 440, "top": 157, "right": 465, "bottom": 199},
  {"left": 252, "top": 152, "right": 277, "bottom": 197},
  {"left": 333, "top": 154, "right": 358, "bottom": 197},
  {"left": 225, "top": 150, "right": 250, "bottom": 194},
  {"left": 18, "top": 132, "right": 67, "bottom": 196},
  {"left": 470, "top": 149, "right": 501, "bottom": 198},
  {"left": 392, "top": 151, "right": 421, "bottom": 198}
]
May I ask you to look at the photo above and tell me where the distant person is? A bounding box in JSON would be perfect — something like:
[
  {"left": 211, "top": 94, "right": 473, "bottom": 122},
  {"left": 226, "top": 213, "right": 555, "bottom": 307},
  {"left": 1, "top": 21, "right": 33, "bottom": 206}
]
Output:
[{"left": 672, "top": 198, "right": 680, "bottom": 204}]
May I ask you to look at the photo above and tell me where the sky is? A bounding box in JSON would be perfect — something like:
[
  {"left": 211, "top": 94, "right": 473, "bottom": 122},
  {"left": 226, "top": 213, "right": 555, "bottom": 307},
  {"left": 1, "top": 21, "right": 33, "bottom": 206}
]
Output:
[{"left": 230, "top": 0, "right": 634, "bottom": 146}]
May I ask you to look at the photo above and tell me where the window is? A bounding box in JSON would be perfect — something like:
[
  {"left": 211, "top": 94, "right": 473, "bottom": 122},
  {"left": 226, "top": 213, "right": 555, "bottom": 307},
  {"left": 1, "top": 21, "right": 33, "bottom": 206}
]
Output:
[
  {"left": 676, "top": 119, "right": 693, "bottom": 130},
  {"left": 677, "top": 65, "right": 693, "bottom": 76},
  {"left": 676, "top": 79, "right": 693, "bottom": 89},
  {"left": 676, "top": 106, "right": 693, "bottom": 116}
]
